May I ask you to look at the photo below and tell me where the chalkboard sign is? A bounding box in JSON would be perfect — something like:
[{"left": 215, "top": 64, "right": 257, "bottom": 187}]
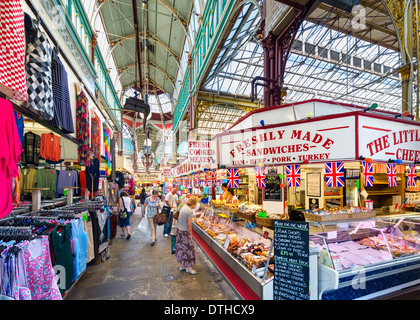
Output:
[
  {"left": 274, "top": 220, "right": 310, "bottom": 300},
  {"left": 263, "top": 174, "right": 282, "bottom": 201}
]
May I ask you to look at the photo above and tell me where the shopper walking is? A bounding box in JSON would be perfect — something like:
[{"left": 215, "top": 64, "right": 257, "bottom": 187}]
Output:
[
  {"left": 117, "top": 191, "right": 134, "bottom": 240},
  {"left": 175, "top": 196, "right": 198, "bottom": 274},
  {"left": 142, "top": 190, "right": 160, "bottom": 245},
  {"left": 163, "top": 187, "right": 178, "bottom": 238}
]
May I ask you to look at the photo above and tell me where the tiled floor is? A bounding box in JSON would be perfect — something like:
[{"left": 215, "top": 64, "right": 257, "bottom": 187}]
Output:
[{"left": 64, "top": 211, "right": 240, "bottom": 300}]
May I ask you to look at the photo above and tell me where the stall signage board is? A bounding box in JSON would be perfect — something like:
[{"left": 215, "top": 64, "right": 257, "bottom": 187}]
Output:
[
  {"left": 274, "top": 220, "right": 310, "bottom": 300},
  {"left": 217, "top": 116, "right": 356, "bottom": 167},
  {"left": 358, "top": 116, "right": 420, "bottom": 163},
  {"left": 188, "top": 140, "right": 217, "bottom": 166},
  {"left": 263, "top": 174, "right": 282, "bottom": 201}
]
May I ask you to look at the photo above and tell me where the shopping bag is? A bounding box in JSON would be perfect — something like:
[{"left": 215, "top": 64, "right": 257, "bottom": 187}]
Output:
[
  {"left": 137, "top": 217, "right": 150, "bottom": 236},
  {"left": 134, "top": 206, "right": 142, "bottom": 216}
]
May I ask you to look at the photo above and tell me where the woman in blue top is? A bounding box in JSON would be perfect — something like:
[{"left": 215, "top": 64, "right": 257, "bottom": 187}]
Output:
[{"left": 142, "top": 190, "right": 160, "bottom": 245}]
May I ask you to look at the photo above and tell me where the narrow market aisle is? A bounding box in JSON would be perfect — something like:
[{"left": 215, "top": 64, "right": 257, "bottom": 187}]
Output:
[{"left": 64, "top": 211, "right": 240, "bottom": 300}]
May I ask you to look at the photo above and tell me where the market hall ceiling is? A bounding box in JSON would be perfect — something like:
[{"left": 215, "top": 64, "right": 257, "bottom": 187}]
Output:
[{"left": 97, "top": 0, "right": 193, "bottom": 100}]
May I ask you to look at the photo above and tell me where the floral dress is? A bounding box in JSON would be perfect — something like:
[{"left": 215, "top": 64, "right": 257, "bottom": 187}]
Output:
[{"left": 18, "top": 236, "right": 62, "bottom": 300}]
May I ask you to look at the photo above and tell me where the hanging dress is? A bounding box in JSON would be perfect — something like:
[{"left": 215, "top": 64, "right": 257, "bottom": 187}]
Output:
[
  {"left": 24, "top": 14, "right": 54, "bottom": 121},
  {"left": 18, "top": 236, "right": 62, "bottom": 300},
  {"left": 76, "top": 89, "right": 89, "bottom": 165},
  {"left": 0, "top": 98, "right": 23, "bottom": 219},
  {"left": 0, "top": 0, "right": 27, "bottom": 101},
  {"left": 50, "top": 51, "right": 74, "bottom": 133}
]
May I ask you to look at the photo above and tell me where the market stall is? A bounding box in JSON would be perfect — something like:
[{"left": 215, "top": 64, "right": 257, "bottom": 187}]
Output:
[{"left": 190, "top": 99, "right": 420, "bottom": 300}]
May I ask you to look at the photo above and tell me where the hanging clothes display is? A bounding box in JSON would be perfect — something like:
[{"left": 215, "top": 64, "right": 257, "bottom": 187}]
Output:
[
  {"left": 50, "top": 223, "right": 74, "bottom": 295},
  {"left": 0, "top": 200, "right": 108, "bottom": 300},
  {"left": 103, "top": 123, "right": 111, "bottom": 177},
  {"left": 24, "top": 14, "right": 54, "bottom": 121},
  {"left": 79, "top": 170, "right": 86, "bottom": 196},
  {"left": 0, "top": 0, "right": 27, "bottom": 101},
  {"left": 60, "top": 138, "right": 78, "bottom": 160},
  {"left": 21, "top": 132, "right": 41, "bottom": 166},
  {"left": 40, "top": 133, "right": 61, "bottom": 162},
  {"left": 57, "top": 169, "right": 79, "bottom": 195},
  {"left": 76, "top": 89, "right": 90, "bottom": 166},
  {"left": 85, "top": 157, "right": 100, "bottom": 193},
  {"left": 0, "top": 98, "right": 23, "bottom": 219},
  {"left": 19, "top": 168, "right": 37, "bottom": 198},
  {"left": 50, "top": 50, "right": 74, "bottom": 134},
  {"left": 70, "top": 218, "right": 88, "bottom": 282},
  {"left": 19, "top": 236, "right": 62, "bottom": 300},
  {"left": 14, "top": 112, "right": 24, "bottom": 145},
  {"left": 75, "top": 212, "right": 94, "bottom": 264},
  {"left": 33, "top": 168, "right": 57, "bottom": 199},
  {"left": 108, "top": 181, "right": 119, "bottom": 205},
  {"left": 91, "top": 115, "right": 101, "bottom": 160}
]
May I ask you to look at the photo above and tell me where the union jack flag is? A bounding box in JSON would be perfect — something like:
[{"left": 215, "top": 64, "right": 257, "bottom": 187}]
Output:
[
  {"left": 207, "top": 172, "right": 213, "bottom": 187},
  {"left": 362, "top": 161, "right": 374, "bottom": 187},
  {"left": 212, "top": 171, "right": 217, "bottom": 187},
  {"left": 407, "top": 164, "right": 417, "bottom": 188},
  {"left": 286, "top": 165, "right": 301, "bottom": 187},
  {"left": 227, "top": 168, "right": 240, "bottom": 188},
  {"left": 325, "top": 162, "right": 345, "bottom": 187},
  {"left": 387, "top": 163, "right": 397, "bottom": 187},
  {"left": 254, "top": 167, "right": 266, "bottom": 188}
]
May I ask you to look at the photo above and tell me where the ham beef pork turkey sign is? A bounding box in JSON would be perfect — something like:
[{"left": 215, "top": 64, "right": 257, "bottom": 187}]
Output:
[{"left": 217, "top": 116, "right": 356, "bottom": 167}]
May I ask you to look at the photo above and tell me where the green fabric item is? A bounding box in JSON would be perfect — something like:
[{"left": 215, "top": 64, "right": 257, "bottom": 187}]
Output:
[
  {"left": 50, "top": 224, "right": 75, "bottom": 294},
  {"left": 258, "top": 211, "right": 267, "bottom": 218},
  {"left": 33, "top": 168, "right": 57, "bottom": 198}
]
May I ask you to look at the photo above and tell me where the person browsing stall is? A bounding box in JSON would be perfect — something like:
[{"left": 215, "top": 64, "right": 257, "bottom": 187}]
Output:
[{"left": 175, "top": 196, "right": 199, "bottom": 274}]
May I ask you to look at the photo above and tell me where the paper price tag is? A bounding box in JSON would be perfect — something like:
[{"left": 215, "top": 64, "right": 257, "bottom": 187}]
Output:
[
  {"left": 83, "top": 213, "right": 87, "bottom": 221},
  {"left": 327, "top": 231, "right": 337, "bottom": 239},
  {"left": 224, "top": 237, "right": 230, "bottom": 250},
  {"left": 332, "top": 255, "right": 343, "bottom": 271}
]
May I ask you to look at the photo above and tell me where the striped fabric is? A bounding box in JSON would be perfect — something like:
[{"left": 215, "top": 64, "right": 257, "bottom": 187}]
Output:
[
  {"left": 50, "top": 52, "right": 74, "bottom": 133},
  {"left": 0, "top": 0, "right": 27, "bottom": 101}
]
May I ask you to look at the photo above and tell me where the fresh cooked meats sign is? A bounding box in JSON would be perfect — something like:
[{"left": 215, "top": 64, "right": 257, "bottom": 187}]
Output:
[
  {"left": 188, "top": 140, "right": 217, "bottom": 165},
  {"left": 218, "top": 116, "right": 356, "bottom": 167}
]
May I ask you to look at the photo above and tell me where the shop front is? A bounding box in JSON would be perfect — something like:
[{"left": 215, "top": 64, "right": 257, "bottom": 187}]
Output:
[{"left": 190, "top": 99, "right": 420, "bottom": 300}]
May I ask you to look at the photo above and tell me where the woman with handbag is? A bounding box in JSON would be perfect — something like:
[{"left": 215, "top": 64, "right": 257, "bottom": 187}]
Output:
[
  {"left": 175, "top": 196, "right": 199, "bottom": 274},
  {"left": 117, "top": 191, "right": 133, "bottom": 240},
  {"left": 142, "top": 190, "right": 161, "bottom": 245}
]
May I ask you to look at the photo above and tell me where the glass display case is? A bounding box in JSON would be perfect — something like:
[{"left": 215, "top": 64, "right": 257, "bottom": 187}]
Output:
[
  {"left": 312, "top": 213, "right": 420, "bottom": 300},
  {"left": 192, "top": 206, "right": 276, "bottom": 299}
]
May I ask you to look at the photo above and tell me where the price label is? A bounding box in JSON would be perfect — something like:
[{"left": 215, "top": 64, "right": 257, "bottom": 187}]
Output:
[
  {"left": 331, "top": 255, "right": 343, "bottom": 271},
  {"left": 224, "top": 237, "right": 230, "bottom": 250}
]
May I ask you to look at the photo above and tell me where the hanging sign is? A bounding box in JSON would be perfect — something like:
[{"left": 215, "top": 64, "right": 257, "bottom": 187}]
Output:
[
  {"left": 217, "top": 116, "right": 356, "bottom": 167},
  {"left": 358, "top": 116, "right": 420, "bottom": 163},
  {"left": 188, "top": 140, "right": 217, "bottom": 165}
]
